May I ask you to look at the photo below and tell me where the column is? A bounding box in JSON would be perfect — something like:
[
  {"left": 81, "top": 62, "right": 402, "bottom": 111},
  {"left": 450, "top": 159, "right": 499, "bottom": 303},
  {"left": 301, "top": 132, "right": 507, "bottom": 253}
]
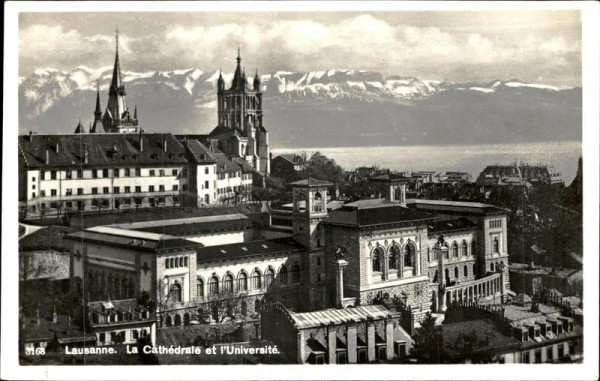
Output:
[
  {"left": 297, "top": 330, "right": 306, "bottom": 364},
  {"left": 327, "top": 325, "right": 337, "bottom": 364},
  {"left": 367, "top": 322, "right": 376, "bottom": 362},
  {"left": 385, "top": 320, "right": 394, "bottom": 360},
  {"left": 347, "top": 324, "right": 358, "bottom": 364},
  {"left": 150, "top": 321, "right": 157, "bottom": 346},
  {"left": 432, "top": 290, "right": 438, "bottom": 312},
  {"left": 335, "top": 259, "right": 349, "bottom": 308}
]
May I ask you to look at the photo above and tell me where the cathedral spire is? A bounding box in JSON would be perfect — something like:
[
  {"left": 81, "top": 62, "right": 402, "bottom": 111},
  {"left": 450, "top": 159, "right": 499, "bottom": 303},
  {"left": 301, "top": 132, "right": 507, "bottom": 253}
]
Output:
[
  {"left": 133, "top": 104, "right": 137, "bottom": 119},
  {"left": 94, "top": 81, "right": 102, "bottom": 118},
  {"left": 231, "top": 49, "right": 245, "bottom": 90}
]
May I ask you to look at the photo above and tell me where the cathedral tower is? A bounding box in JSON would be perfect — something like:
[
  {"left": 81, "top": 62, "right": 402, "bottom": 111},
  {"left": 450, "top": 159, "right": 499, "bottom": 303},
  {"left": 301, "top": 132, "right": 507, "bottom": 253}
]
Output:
[{"left": 101, "top": 29, "right": 140, "bottom": 133}]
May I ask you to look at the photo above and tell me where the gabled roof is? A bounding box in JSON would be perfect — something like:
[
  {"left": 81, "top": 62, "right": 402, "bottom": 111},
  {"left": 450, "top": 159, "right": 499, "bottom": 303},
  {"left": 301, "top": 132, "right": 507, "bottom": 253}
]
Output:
[
  {"left": 232, "top": 157, "right": 258, "bottom": 174},
  {"left": 185, "top": 139, "right": 217, "bottom": 164},
  {"left": 18, "top": 133, "right": 187, "bottom": 169},
  {"left": 291, "top": 305, "right": 392, "bottom": 329}
]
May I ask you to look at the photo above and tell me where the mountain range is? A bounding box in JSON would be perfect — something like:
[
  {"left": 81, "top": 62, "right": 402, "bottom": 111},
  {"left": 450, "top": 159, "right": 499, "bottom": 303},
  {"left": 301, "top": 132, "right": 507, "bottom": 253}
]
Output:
[{"left": 18, "top": 66, "right": 582, "bottom": 148}]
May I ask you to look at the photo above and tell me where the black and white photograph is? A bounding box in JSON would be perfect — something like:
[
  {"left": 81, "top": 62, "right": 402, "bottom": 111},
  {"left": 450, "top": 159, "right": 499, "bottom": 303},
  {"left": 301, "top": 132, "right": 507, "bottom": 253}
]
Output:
[{"left": 2, "top": 1, "right": 599, "bottom": 380}]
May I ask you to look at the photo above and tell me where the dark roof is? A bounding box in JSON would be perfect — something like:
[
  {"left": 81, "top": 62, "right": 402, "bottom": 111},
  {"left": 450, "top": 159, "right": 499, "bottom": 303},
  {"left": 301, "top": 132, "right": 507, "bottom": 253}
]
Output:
[
  {"left": 66, "top": 226, "right": 204, "bottom": 253},
  {"left": 214, "top": 152, "right": 243, "bottom": 173},
  {"left": 232, "top": 157, "right": 259, "bottom": 174},
  {"left": 369, "top": 173, "right": 411, "bottom": 184},
  {"left": 207, "top": 125, "right": 245, "bottom": 141},
  {"left": 22, "top": 313, "right": 96, "bottom": 343},
  {"left": 406, "top": 199, "right": 509, "bottom": 216},
  {"left": 324, "top": 203, "right": 434, "bottom": 228},
  {"left": 288, "top": 177, "right": 333, "bottom": 187},
  {"left": 18, "top": 133, "right": 187, "bottom": 169},
  {"left": 124, "top": 214, "right": 252, "bottom": 236},
  {"left": 185, "top": 139, "right": 217, "bottom": 164},
  {"left": 442, "top": 319, "right": 521, "bottom": 356},
  {"left": 273, "top": 154, "right": 303, "bottom": 165},
  {"left": 427, "top": 218, "right": 478, "bottom": 234},
  {"left": 196, "top": 237, "right": 304, "bottom": 263}
]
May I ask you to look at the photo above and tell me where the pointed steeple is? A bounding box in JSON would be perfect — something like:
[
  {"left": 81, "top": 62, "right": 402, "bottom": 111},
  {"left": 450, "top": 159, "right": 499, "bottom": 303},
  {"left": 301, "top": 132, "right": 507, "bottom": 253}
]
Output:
[
  {"left": 74, "top": 119, "right": 85, "bottom": 134},
  {"left": 94, "top": 81, "right": 102, "bottom": 118},
  {"left": 133, "top": 104, "right": 137, "bottom": 119},
  {"left": 231, "top": 48, "right": 245, "bottom": 90},
  {"left": 89, "top": 121, "right": 95, "bottom": 134},
  {"left": 254, "top": 68, "right": 261, "bottom": 91},
  {"left": 217, "top": 69, "right": 225, "bottom": 92}
]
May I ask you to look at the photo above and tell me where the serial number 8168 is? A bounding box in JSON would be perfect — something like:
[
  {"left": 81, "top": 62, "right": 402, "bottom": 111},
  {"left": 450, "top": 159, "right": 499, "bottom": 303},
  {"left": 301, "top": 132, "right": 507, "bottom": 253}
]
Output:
[{"left": 25, "top": 347, "right": 46, "bottom": 355}]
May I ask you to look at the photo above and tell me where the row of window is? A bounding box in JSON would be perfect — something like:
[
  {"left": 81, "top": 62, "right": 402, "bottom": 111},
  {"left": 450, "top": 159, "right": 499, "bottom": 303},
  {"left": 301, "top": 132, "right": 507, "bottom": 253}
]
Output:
[
  {"left": 194, "top": 265, "right": 302, "bottom": 298},
  {"left": 217, "top": 184, "right": 252, "bottom": 195},
  {"left": 372, "top": 244, "right": 415, "bottom": 273},
  {"left": 428, "top": 241, "right": 474, "bottom": 262},
  {"left": 40, "top": 196, "right": 178, "bottom": 210},
  {"left": 522, "top": 343, "right": 567, "bottom": 363},
  {"left": 165, "top": 256, "right": 188, "bottom": 269},
  {"left": 489, "top": 219, "right": 503, "bottom": 229},
  {"left": 38, "top": 168, "right": 186, "bottom": 181},
  {"left": 35, "top": 184, "right": 186, "bottom": 198}
]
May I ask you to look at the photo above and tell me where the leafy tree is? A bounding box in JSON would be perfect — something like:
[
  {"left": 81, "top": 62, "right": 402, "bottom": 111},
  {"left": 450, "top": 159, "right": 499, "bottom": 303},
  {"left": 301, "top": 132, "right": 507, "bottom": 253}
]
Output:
[
  {"left": 301, "top": 152, "right": 345, "bottom": 186},
  {"left": 411, "top": 312, "right": 445, "bottom": 363}
]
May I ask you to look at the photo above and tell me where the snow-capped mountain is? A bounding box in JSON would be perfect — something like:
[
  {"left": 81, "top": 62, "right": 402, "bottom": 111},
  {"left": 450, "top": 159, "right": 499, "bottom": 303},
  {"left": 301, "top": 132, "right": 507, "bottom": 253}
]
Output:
[{"left": 18, "top": 66, "right": 581, "bottom": 148}]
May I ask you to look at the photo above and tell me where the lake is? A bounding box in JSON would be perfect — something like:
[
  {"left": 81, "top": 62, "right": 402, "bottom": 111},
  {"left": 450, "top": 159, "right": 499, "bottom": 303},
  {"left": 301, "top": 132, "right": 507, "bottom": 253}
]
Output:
[{"left": 272, "top": 141, "right": 582, "bottom": 184}]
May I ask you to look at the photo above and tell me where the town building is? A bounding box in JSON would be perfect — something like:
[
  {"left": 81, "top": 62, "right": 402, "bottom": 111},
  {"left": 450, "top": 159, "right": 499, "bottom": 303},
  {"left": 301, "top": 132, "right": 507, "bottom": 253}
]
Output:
[
  {"left": 270, "top": 154, "right": 307, "bottom": 181},
  {"left": 477, "top": 163, "right": 564, "bottom": 186}
]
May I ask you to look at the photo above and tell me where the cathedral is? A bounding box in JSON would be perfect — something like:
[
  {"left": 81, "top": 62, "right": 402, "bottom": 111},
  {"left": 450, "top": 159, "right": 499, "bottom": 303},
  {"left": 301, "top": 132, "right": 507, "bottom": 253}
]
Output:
[{"left": 208, "top": 49, "right": 270, "bottom": 175}]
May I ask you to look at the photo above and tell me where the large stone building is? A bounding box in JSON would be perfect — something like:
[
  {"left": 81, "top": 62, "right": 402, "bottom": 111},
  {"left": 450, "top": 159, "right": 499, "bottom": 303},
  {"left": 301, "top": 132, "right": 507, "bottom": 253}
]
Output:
[{"left": 66, "top": 177, "right": 511, "bottom": 336}]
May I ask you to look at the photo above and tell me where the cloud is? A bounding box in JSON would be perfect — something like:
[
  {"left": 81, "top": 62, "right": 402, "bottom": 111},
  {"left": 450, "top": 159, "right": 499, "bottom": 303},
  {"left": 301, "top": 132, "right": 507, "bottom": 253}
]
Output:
[{"left": 19, "top": 14, "right": 581, "bottom": 86}]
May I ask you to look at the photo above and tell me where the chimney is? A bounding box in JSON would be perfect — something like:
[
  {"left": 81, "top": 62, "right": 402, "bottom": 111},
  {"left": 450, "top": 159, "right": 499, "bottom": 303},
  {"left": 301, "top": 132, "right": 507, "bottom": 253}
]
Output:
[
  {"left": 36, "top": 307, "right": 41, "bottom": 326},
  {"left": 66, "top": 315, "right": 72, "bottom": 335},
  {"left": 83, "top": 144, "right": 89, "bottom": 164},
  {"left": 45, "top": 149, "right": 50, "bottom": 165},
  {"left": 163, "top": 137, "right": 168, "bottom": 152},
  {"left": 52, "top": 305, "right": 58, "bottom": 324},
  {"left": 55, "top": 142, "right": 60, "bottom": 154},
  {"left": 29, "top": 131, "right": 33, "bottom": 142},
  {"left": 139, "top": 130, "right": 144, "bottom": 152}
]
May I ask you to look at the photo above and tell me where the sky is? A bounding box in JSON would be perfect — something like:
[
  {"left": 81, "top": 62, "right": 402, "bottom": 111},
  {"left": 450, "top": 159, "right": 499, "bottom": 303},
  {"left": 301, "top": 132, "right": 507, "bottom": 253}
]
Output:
[{"left": 19, "top": 10, "right": 582, "bottom": 86}]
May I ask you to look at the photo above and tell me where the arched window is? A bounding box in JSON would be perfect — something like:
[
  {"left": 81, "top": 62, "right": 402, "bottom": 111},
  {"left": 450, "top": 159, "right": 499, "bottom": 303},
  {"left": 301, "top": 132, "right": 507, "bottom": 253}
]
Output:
[
  {"left": 444, "top": 246, "right": 450, "bottom": 260},
  {"left": 404, "top": 244, "right": 415, "bottom": 268},
  {"left": 433, "top": 270, "right": 438, "bottom": 283},
  {"left": 372, "top": 247, "right": 383, "bottom": 272},
  {"left": 490, "top": 263, "right": 494, "bottom": 272},
  {"left": 184, "top": 257, "right": 188, "bottom": 267},
  {"left": 471, "top": 241, "right": 476, "bottom": 256},
  {"left": 238, "top": 272, "right": 248, "bottom": 291},
  {"left": 169, "top": 258, "right": 174, "bottom": 268},
  {"left": 184, "top": 313, "right": 191, "bottom": 326},
  {"left": 265, "top": 268, "right": 274, "bottom": 288},
  {"left": 472, "top": 264, "right": 477, "bottom": 277},
  {"left": 241, "top": 301, "right": 248, "bottom": 316},
  {"left": 223, "top": 274, "right": 234, "bottom": 294},
  {"left": 454, "top": 267, "right": 459, "bottom": 279},
  {"left": 180, "top": 257, "right": 185, "bottom": 267},
  {"left": 389, "top": 245, "right": 401, "bottom": 270},
  {"left": 197, "top": 278, "right": 204, "bottom": 297},
  {"left": 251, "top": 270, "right": 262, "bottom": 289},
  {"left": 171, "top": 283, "right": 182, "bottom": 303},
  {"left": 279, "top": 266, "right": 288, "bottom": 285},
  {"left": 314, "top": 192, "right": 323, "bottom": 212},
  {"left": 165, "top": 315, "right": 172, "bottom": 327},
  {"left": 461, "top": 241, "right": 468, "bottom": 257},
  {"left": 427, "top": 247, "right": 431, "bottom": 262},
  {"left": 165, "top": 260, "right": 170, "bottom": 269},
  {"left": 209, "top": 276, "right": 219, "bottom": 295},
  {"left": 493, "top": 237, "right": 500, "bottom": 253},
  {"left": 464, "top": 265, "right": 468, "bottom": 277},
  {"left": 445, "top": 268, "right": 450, "bottom": 282},
  {"left": 292, "top": 264, "right": 301, "bottom": 283},
  {"left": 174, "top": 314, "right": 181, "bottom": 326},
  {"left": 452, "top": 242, "right": 459, "bottom": 258}
]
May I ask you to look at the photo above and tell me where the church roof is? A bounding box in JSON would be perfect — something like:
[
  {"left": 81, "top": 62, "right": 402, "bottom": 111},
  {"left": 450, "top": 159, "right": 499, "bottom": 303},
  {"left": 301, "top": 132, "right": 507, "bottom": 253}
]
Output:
[
  {"left": 18, "top": 133, "right": 187, "bottom": 169},
  {"left": 230, "top": 49, "right": 246, "bottom": 91}
]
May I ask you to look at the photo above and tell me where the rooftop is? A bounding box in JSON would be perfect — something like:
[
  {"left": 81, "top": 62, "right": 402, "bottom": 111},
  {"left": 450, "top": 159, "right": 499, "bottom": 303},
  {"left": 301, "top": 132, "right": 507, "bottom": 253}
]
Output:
[
  {"left": 111, "top": 214, "right": 251, "bottom": 236},
  {"left": 66, "top": 226, "right": 204, "bottom": 252},
  {"left": 18, "top": 133, "right": 187, "bottom": 169},
  {"left": 324, "top": 202, "right": 434, "bottom": 228},
  {"left": 407, "top": 198, "right": 509, "bottom": 215},
  {"left": 427, "top": 218, "right": 478, "bottom": 234},
  {"left": 289, "top": 177, "right": 333, "bottom": 188},
  {"left": 291, "top": 305, "right": 393, "bottom": 329},
  {"left": 196, "top": 237, "right": 304, "bottom": 263}
]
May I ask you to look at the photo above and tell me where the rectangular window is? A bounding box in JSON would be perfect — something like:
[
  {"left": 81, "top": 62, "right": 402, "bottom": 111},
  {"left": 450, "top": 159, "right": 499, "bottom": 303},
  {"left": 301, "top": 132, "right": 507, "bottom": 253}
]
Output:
[
  {"left": 173, "top": 196, "right": 179, "bottom": 204},
  {"left": 135, "top": 198, "right": 142, "bottom": 205},
  {"left": 557, "top": 344, "right": 564, "bottom": 358},
  {"left": 149, "top": 185, "right": 155, "bottom": 192},
  {"left": 159, "top": 169, "right": 165, "bottom": 177},
  {"left": 159, "top": 185, "right": 165, "bottom": 192},
  {"left": 546, "top": 346, "right": 553, "bottom": 361},
  {"left": 66, "top": 189, "right": 72, "bottom": 196},
  {"left": 77, "top": 169, "right": 83, "bottom": 179},
  {"left": 158, "top": 197, "right": 165, "bottom": 204},
  {"left": 114, "top": 168, "right": 120, "bottom": 177},
  {"left": 172, "top": 169, "right": 178, "bottom": 176},
  {"left": 77, "top": 188, "right": 84, "bottom": 195},
  {"left": 66, "top": 170, "right": 72, "bottom": 179},
  {"left": 135, "top": 168, "right": 141, "bottom": 177},
  {"left": 51, "top": 189, "right": 57, "bottom": 196},
  {"left": 124, "top": 186, "right": 131, "bottom": 193},
  {"left": 114, "top": 187, "right": 120, "bottom": 194},
  {"left": 535, "top": 349, "right": 542, "bottom": 363},
  {"left": 66, "top": 201, "right": 72, "bottom": 208},
  {"left": 51, "top": 170, "right": 57, "bottom": 180},
  {"left": 92, "top": 199, "right": 99, "bottom": 207},
  {"left": 31, "top": 192, "right": 36, "bottom": 198},
  {"left": 173, "top": 185, "right": 178, "bottom": 191},
  {"left": 103, "top": 169, "right": 109, "bottom": 177},
  {"left": 41, "top": 172, "right": 46, "bottom": 180},
  {"left": 205, "top": 181, "right": 209, "bottom": 189},
  {"left": 93, "top": 170, "right": 99, "bottom": 179},
  {"left": 124, "top": 168, "right": 130, "bottom": 177},
  {"left": 523, "top": 351, "right": 530, "bottom": 363},
  {"left": 135, "top": 186, "right": 142, "bottom": 193},
  {"left": 149, "top": 170, "right": 155, "bottom": 176},
  {"left": 103, "top": 187, "right": 110, "bottom": 194},
  {"left": 205, "top": 167, "right": 209, "bottom": 175},
  {"left": 182, "top": 184, "right": 188, "bottom": 191}
]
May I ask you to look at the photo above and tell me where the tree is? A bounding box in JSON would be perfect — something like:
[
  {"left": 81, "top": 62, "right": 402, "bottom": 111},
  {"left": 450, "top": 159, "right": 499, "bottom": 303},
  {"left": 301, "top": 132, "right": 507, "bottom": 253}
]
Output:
[
  {"left": 411, "top": 312, "right": 445, "bottom": 363},
  {"left": 302, "top": 152, "right": 344, "bottom": 186},
  {"left": 207, "top": 293, "right": 248, "bottom": 323}
]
